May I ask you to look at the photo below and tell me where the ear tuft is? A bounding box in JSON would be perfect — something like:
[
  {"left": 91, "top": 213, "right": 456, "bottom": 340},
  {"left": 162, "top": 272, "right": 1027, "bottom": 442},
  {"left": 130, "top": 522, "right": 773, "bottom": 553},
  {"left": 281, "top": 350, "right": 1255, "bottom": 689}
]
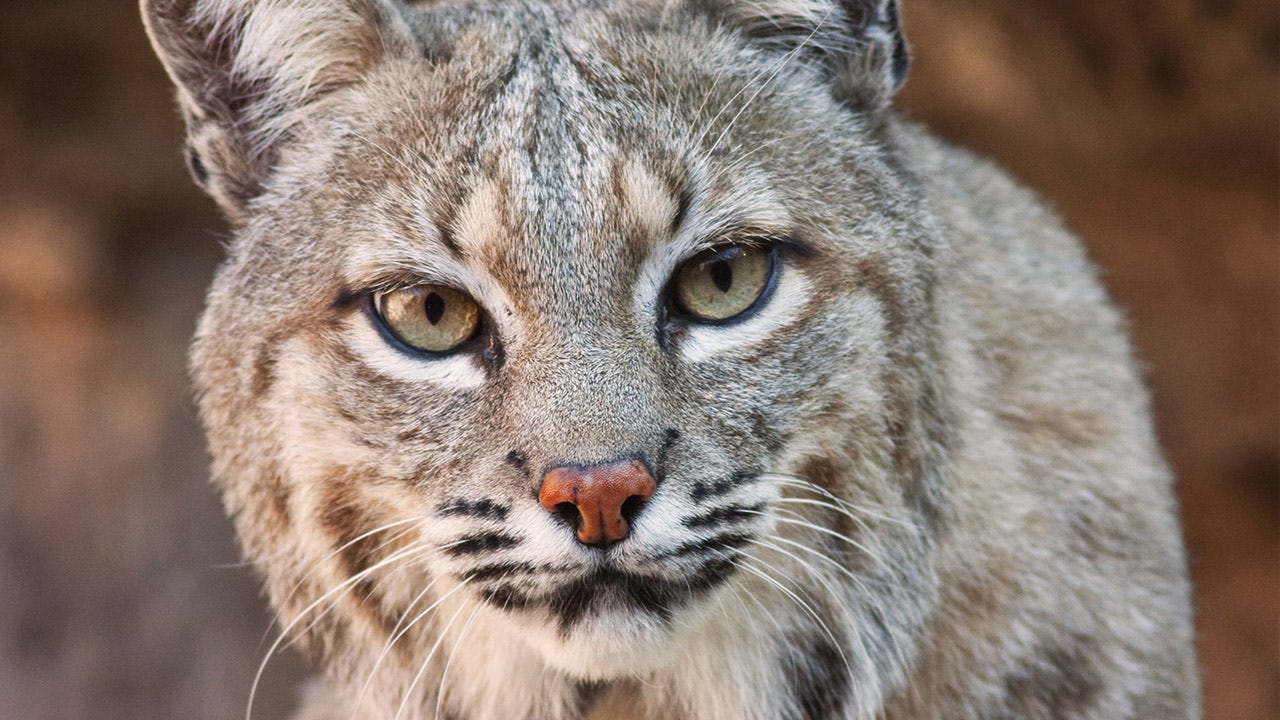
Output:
[
  {"left": 704, "top": 0, "right": 910, "bottom": 111},
  {"left": 141, "top": 0, "right": 412, "bottom": 220}
]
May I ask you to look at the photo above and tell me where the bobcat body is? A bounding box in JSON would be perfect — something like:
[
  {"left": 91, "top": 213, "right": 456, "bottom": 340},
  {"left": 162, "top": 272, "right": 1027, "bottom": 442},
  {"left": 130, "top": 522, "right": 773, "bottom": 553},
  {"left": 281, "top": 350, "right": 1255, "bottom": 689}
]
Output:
[{"left": 142, "top": 1, "right": 1199, "bottom": 718}]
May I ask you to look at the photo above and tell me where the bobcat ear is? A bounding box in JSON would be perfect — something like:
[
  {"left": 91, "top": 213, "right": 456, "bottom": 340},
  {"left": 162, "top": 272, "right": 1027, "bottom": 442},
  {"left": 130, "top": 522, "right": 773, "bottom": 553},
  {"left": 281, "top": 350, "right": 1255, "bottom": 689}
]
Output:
[
  {"left": 702, "top": 0, "right": 910, "bottom": 112},
  {"left": 141, "top": 0, "right": 413, "bottom": 221}
]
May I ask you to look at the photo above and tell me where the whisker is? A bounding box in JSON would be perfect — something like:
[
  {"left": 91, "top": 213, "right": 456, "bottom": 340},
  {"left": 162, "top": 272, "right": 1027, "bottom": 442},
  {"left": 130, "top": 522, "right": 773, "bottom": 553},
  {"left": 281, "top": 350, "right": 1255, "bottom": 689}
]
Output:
[
  {"left": 679, "top": 45, "right": 735, "bottom": 155},
  {"left": 773, "top": 496, "right": 877, "bottom": 534},
  {"left": 435, "top": 604, "right": 483, "bottom": 719},
  {"left": 685, "top": 18, "right": 812, "bottom": 155},
  {"left": 246, "top": 541, "right": 429, "bottom": 720},
  {"left": 394, "top": 586, "right": 474, "bottom": 720},
  {"left": 736, "top": 558, "right": 852, "bottom": 678},
  {"left": 260, "top": 515, "right": 428, "bottom": 649},
  {"left": 765, "top": 474, "right": 916, "bottom": 530},
  {"left": 751, "top": 537, "right": 877, "bottom": 682},
  {"left": 351, "top": 566, "right": 451, "bottom": 715},
  {"left": 288, "top": 544, "right": 430, "bottom": 651},
  {"left": 757, "top": 535, "right": 912, "bottom": 687},
  {"left": 707, "top": 541, "right": 791, "bottom": 646},
  {"left": 743, "top": 507, "right": 893, "bottom": 575}
]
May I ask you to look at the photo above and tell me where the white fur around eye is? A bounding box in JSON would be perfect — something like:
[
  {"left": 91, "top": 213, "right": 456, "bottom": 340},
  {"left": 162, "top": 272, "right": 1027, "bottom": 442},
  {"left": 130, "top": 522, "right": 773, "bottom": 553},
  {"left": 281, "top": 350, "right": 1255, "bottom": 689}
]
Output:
[
  {"left": 344, "top": 312, "right": 488, "bottom": 388},
  {"left": 678, "top": 270, "right": 812, "bottom": 363}
]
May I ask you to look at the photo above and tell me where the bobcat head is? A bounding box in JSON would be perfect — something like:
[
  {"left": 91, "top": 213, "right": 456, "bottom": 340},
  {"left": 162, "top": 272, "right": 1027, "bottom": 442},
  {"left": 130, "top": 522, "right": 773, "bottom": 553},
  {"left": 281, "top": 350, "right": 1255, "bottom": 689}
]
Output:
[{"left": 143, "top": 1, "right": 1196, "bottom": 719}]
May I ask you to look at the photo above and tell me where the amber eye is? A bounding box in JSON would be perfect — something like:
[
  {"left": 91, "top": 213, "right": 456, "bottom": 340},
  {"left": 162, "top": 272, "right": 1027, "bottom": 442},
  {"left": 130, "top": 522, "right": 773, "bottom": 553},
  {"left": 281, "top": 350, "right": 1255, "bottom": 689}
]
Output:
[
  {"left": 374, "top": 285, "right": 480, "bottom": 354},
  {"left": 671, "top": 244, "right": 775, "bottom": 322}
]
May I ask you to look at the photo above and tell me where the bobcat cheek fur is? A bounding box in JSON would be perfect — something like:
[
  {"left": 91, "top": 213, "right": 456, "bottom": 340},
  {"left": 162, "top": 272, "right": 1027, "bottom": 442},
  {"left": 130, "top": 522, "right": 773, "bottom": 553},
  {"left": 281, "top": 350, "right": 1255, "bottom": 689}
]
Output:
[{"left": 143, "top": 1, "right": 1199, "bottom": 718}]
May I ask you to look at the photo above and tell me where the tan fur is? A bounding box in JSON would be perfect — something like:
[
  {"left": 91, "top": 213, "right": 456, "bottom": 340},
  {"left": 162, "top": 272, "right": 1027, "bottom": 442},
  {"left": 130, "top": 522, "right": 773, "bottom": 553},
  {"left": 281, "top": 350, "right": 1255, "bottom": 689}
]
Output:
[{"left": 143, "top": 1, "right": 1199, "bottom": 718}]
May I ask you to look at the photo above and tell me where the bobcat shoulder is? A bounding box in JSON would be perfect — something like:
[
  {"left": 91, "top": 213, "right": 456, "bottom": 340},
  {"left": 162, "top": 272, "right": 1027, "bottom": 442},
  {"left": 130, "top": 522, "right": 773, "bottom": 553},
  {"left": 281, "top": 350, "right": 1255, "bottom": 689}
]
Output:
[{"left": 142, "top": 1, "right": 1200, "bottom": 718}]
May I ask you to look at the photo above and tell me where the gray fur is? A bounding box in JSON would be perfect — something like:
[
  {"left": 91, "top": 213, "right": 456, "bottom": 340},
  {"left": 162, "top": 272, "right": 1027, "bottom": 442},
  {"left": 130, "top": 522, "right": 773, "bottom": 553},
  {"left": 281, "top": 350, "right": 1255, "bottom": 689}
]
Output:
[{"left": 142, "top": 1, "right": 1200, "bottom": 718}]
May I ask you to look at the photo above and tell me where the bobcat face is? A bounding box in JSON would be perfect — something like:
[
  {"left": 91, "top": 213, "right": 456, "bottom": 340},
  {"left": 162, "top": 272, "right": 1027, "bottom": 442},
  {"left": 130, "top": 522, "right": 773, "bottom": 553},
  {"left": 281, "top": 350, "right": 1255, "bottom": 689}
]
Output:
[
  {"left": 223, "top": 24, "right": 918, "bottom": 676},
  {"left": 152, "top": 0, "right": 935, "bottom": 708}
]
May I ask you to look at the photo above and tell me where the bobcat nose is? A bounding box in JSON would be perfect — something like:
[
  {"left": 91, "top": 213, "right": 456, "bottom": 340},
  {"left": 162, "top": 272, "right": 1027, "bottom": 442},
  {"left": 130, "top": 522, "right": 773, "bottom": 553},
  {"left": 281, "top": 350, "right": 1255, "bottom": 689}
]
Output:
[{"left": 539, "top": 460, "right": 656, "bottom": 548}]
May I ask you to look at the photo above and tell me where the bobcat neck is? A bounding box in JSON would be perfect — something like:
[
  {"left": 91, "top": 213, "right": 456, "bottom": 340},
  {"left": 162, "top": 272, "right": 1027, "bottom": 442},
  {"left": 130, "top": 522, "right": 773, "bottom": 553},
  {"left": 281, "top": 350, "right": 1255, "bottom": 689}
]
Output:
[{"left": 582, "top": 683, "right": 643, "bottom": 720}]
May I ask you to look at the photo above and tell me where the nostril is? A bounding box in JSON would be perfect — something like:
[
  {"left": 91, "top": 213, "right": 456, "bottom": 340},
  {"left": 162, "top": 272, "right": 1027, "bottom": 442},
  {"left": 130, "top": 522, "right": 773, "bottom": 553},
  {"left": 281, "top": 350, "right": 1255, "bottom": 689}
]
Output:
[
  {"left": 553, "top": 501, "right": 581, "bottom": 531},
  {"left": 620, "top": 494, "right": 647, "bottom": 527}
]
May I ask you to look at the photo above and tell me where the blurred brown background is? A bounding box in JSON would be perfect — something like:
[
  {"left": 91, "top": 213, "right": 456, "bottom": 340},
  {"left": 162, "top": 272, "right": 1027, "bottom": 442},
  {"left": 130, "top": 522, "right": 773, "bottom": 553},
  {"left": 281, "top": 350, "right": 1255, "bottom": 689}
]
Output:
[{"left": 0, "top": 1, "right": 1275, "bottom": 718}]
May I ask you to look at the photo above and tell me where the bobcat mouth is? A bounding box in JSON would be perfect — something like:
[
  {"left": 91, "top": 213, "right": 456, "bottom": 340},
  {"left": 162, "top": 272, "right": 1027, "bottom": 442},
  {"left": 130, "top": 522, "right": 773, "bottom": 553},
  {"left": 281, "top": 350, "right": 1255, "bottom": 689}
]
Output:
[
  {"left": 468, "top": 542, "right": 747, "bottom": 633},
  {"left": 543, "top": 559, "right": 740, "bottom": 633}
]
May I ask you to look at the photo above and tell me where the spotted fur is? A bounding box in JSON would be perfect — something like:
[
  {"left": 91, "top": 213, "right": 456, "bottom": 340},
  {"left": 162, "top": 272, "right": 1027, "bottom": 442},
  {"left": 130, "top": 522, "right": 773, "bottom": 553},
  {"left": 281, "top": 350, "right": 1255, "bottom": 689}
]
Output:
[{"left": 143, "top": 1, "right": 1199, "bottom": 718}]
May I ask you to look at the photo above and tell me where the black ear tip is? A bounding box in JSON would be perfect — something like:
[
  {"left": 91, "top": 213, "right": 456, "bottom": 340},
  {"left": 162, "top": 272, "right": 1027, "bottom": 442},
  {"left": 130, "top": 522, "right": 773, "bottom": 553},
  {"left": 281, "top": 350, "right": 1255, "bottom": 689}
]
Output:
[
  {"left": 891, "top": 35, "right": 911, "bottom": 88},
  {"left": 186, "top": 145, "right": 210, "bottom": 187},
  {"left": 838, "top": 0, "right": 904, "bottom": 29}
]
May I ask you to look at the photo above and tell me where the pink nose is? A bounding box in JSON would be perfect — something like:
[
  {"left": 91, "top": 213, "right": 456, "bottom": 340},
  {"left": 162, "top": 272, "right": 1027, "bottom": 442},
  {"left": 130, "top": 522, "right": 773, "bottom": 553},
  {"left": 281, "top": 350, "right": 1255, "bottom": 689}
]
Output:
[{"left": 538, "top": 460, "right": 656, "bottom": 547}]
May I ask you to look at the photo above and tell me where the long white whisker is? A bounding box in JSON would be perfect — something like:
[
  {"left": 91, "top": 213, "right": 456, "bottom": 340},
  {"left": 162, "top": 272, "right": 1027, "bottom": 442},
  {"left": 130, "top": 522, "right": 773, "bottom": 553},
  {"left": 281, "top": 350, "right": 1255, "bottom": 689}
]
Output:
[
  {"left": 686, "top": 14, "right": 822, "bottom": 155},
  {"left": 434, "top": 604, "right": 483, "bottom": 719},
  {"left": 736, "top": 558, "right": 851, "bottom": 677},
  {"left": 765, "top": 475, "right": 916, "bottom": 530},
  {"left": 717, "top": 548, "right": 789, "bottom": 646},
  {"left": 762, "top": 529, "right": 913, "bottom": 685},
  {"left": 751, "top": 537, "right": 874, "bottom": 681},
  {"left": 394, "top": 586, "right": 474, "bottom": 720},
  {"left": 746, "top": 507, "right": 893, "bottom": 575},
  {"left": 680, "top": 50, "right": 735, "bottom": 154},
  {"left": 289, "top": 543, "right": 428, "bottom": 650},
  {"left": 246, "top": 541, "right": 429, "bottom": 720},
  {"left": 259, "top": 515, "right": 429, "bottom": 649},
  {"left": 351, "top": 566, "right": 450, "bottom": 716},
  {"left": 773, "top": 496, "right": 878, "bottom": 534}
]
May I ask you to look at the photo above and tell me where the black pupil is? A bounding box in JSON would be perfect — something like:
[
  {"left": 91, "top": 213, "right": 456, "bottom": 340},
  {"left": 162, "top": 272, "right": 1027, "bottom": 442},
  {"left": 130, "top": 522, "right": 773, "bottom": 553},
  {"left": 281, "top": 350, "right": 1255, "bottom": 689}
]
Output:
[
  {"left": 424, "top": 292, "right": 445, "bottom": 325},
  {"left": 709, "top": 258, "right": 733, "bottom": 293}
]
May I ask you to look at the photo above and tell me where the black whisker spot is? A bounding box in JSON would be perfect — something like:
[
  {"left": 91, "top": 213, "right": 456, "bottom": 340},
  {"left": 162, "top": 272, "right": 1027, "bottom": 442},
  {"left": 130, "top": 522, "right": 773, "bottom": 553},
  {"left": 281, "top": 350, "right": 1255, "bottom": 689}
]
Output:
[
  {"left": 444, "top": 532, "right": 521, "bottom": 556},
  {"left": 686, "top": 556, "right": 739, "bottom": 591},
  {"left": 547, "top": 554, "right": 742, "bottom": 635},
  {"left": 657, "top": 428, "right": 680, "bottom": 474},
  {"left": 479, "top": 584, "right": 533, "bottom": 611},
  {"left": 461, "top": 561, "right": 537, "bottom": 582},
  {"left": 690, "top": 470, "right": 755, "bottom": 502},
  {"left": 683, "top": 503, "right": 765, "bottom": 529},
  {"left": 437, "top": 498, "right": 510, "bottom": 521},
  {"left": 660, "top": 532, "right": 753, "bottom": 559},
  {"left": 505, "top": 449, "right": 527, "bottom": 470},
  {"left": 549, "top": 568, "right": 679, "bottom": 634}
]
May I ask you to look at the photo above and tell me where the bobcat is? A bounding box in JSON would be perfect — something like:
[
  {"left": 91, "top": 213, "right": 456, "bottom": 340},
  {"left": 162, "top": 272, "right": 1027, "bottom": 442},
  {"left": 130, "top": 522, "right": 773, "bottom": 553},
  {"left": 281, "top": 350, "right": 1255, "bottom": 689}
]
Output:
[{"left": 142, "top": 0, "right": 1199, "bottom": 718}]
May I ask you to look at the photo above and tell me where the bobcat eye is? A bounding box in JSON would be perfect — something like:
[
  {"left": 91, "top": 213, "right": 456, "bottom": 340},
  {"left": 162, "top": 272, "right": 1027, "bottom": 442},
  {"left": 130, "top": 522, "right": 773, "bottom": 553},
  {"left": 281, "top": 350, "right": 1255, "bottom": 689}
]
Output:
[
  {"left": 373, "top": 285, "right": 480, "bottom": 354},
  {"left": 671, "top": 243, "right": 776, "bottom": 322}
]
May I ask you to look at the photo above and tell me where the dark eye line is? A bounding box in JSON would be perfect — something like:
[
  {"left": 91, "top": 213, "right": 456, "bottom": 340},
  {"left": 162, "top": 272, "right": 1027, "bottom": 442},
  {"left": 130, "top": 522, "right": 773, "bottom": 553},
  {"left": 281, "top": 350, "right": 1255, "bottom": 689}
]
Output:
[{"left": 332, "top": 286, "right": 367, "bottom": 311}]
